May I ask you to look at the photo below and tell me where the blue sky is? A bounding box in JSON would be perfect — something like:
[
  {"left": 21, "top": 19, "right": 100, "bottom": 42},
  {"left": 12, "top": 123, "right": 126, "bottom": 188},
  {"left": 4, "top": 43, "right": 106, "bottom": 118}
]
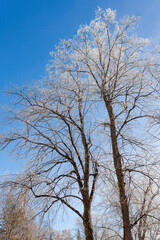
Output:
[
  {"left": 0, "top": 0, "right": 160, "bottom": 103},
  {"left": 0, "top": 0, "right": 160, "bottom": 230}
]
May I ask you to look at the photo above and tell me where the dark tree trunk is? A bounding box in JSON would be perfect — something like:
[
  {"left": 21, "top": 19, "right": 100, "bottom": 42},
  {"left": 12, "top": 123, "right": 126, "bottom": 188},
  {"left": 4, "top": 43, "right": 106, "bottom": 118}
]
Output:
[
  {"left": 82, "top": 173, "right": 94, "bottom": 240},
  {"left": 83, "top": 206, "right": 94, "bottom": 240},
  {"left": 104, "top": 97, "right": 133, "bottom": 240}
]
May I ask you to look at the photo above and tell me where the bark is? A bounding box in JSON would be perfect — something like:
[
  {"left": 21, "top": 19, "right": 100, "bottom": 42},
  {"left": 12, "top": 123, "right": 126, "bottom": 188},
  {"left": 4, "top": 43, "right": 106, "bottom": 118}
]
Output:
[
  {"left": 83, "top": 206, "right": 94, "bottom": 240},
  {"left": 82, "top": 178, "right": 94, "bottom": 240},
  {"left": 104, "top": 96, "right": 133, "bottom": 240}
]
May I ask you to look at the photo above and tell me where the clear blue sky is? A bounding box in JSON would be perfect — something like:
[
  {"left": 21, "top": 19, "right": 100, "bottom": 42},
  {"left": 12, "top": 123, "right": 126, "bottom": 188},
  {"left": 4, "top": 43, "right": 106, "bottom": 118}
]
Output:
[{"left": 0, "top": 0, "right": 160, "bottom": 230}]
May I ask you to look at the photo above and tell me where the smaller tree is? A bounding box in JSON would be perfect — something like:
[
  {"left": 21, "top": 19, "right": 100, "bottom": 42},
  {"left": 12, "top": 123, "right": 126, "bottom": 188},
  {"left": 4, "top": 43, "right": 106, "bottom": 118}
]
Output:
[
  {"left": 77, "top": 229, "right": 81, "bottom": 240},
  {"left": 0, "top": 187, "right": 40, "bottom": 240},
  {"left": 46, "top": 228, "right": 73, "bottom": 240}
]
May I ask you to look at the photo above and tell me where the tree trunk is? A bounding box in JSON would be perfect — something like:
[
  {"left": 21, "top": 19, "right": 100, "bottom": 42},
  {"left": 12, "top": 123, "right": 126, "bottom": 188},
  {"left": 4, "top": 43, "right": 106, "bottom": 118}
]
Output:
[
  {"left": 83, "top": 207, "right": 94, "bottom": 240},
  {"left": 82, "top": 182, "right": 94, "bottom": 240},
  {"left": 104, "top": 98, "right": 133, "bottom": 240}
]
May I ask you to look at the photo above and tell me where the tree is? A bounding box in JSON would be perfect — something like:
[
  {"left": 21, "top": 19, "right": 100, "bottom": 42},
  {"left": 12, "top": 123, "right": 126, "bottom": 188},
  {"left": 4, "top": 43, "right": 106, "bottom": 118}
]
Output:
[
  {"left": 47, "top": 7, "right": 159, "bottom": 239},
  {"left": 0, "top": 45, "right": 99, "bottom": 239},
  {"left": 0, "top": 7, "right": 160, "bottom": 240},
  {"left": 45, "top": 228, "right": 73, "bottom": 240},
  {"left": 0, "top": 187, "right": 39, "bottom": 240},
  {"left": 77, "top": 229, "right": 81, "bottom": 240}
]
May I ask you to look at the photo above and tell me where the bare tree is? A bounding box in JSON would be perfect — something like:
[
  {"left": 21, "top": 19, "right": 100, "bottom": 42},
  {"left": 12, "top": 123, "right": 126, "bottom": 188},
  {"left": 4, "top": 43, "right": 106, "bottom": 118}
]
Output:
[
  {"left": 0, "top": 77, "right": 99, "bottom": 239},
  {"left": 47, "top": 7, "right": 160, "bottom": 239},
  {"left": 0, "top": 52, "right": 101, "bottom": 239},
  {"left": 0, "top": 7, "right": 160, "bottom": 240}
]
